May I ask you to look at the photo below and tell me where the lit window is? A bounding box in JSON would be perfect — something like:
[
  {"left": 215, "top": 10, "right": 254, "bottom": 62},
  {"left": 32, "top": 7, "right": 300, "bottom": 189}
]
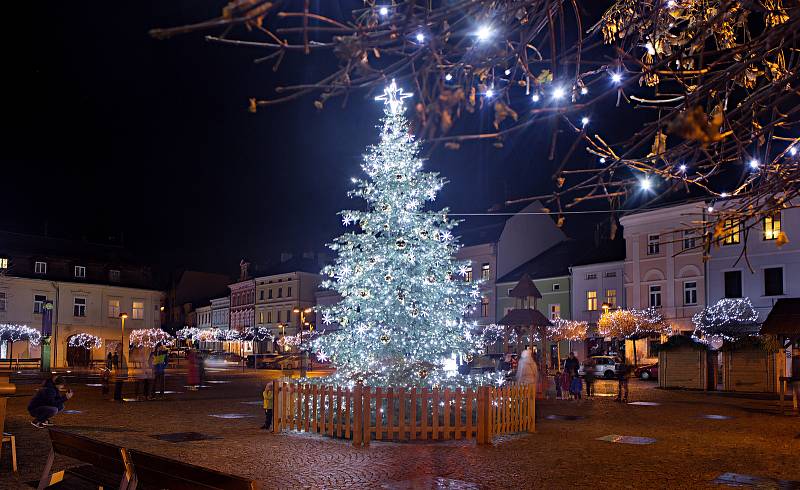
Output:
[
  {"left": 764, "top": 213, "right": 781, "bottom": 240},
  {"left": 132, "top": 301, "right": 144, "bottom": 320},
  {"left": 480, "top": 297, "right": 489, "bottom": 317},
  {"left": 683, "top": 230, "right": 697, "bottom": 250},
  {"left": 587, "top": 291, "right": 597, "bottom": 311},
  {"left": 0, "top": 258, "right": 7, "bottom": 269},
  {"left": 549, "top": 304, "right": 560, "bottom": 320},
  {"left": 109, "top": 270, "right": 120, "bottom": 282},
  {"left": 74, "top": 266, "right": 86, "bottom": 278},
  {"left": 481, "top": 264, "right": 490, "bottom": 281},
  {"left": 73, "top": 297, "right": 87, "bottom": 317},
  {"left": 34, "top": 294, "right": 47, "bottom": 314},
  {"left": 108, "top": 299, "right": 120, "bottom": 318},
  {"left": 606, "top": 289, "right": 617, "bottom": 308},
  {"left": 259, "top": 311, "right": 265, "bottom": 324},
  {"left": 35, "top": 261, "right": 47, "bottom": 274},
  {"left": 0, "top": 292, "right": 5, "bottom": 312},
  {"left": 683, "top": 282, "right": 697, "bottom": 305},
  {"left": 764, "top": 267, "right": 784, "bottom": 296},
  {"left": 649, "top": 285, "right": 662, "bottom": 308},
  {"left": 647, "top": 234, "right": 660, "bottom": 255},
  {"left": 464, "top": 267, "right": 473, "bottom": 283},
  {"left": 586, "top": 273, "right": 597, "bottom": 280},
  {"left": 722, "top": 219, "right": 741, "bottom": 245}
]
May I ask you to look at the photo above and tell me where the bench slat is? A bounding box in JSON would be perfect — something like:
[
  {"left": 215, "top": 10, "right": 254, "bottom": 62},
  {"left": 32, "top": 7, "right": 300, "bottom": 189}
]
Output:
[{"left": 128, "top": 449, "right": 257, "bottom": 490}]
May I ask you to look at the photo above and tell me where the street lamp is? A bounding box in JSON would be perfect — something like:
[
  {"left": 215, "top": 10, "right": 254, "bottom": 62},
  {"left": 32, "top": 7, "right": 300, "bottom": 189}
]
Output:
[
  {"left": 119, "top": 313, "right": 128, "bottom": 367},
  {"left": 293, "top": 307, "right": 313, "bottom": 376},
  {"left": 114, "top": 312, "right": 128, "bottom": 401}
]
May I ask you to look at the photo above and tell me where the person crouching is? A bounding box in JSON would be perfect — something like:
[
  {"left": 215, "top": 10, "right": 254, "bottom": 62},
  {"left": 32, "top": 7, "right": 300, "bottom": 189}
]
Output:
[{"left": 28, "top": 375, "right": 73, "bottom": 428}]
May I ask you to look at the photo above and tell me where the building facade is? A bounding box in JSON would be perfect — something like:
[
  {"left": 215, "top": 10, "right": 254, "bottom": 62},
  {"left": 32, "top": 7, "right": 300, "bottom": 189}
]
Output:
[
  {"left": 456, "top": 242, "right": 497, "bottom": 327},
  {"left": 229, "top": 279, "right": 255, "bottom": 331},
  {"left": 570, "top": 260, "right": 625, "bottom": 327},
  {"left": 195, "top": 305, "right": 212, "bottom": 330},
  {"left": 620, "top": 202, "right": 707, "bottom": 333},
  {"left": 210, "top": 296, "right": 230, "bottom": 330}
]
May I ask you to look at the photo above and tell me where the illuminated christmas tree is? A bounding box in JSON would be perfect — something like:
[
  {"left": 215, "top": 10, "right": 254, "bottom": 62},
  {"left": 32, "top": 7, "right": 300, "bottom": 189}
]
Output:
[{"left": 314, "top": 80, "right": 481, "bottom": 387}]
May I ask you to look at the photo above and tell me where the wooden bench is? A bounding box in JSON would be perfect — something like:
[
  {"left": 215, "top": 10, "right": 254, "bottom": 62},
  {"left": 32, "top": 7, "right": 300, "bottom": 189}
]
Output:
[
  {"left": 33, "top": 429, "right": 135, "bottom": 489},
  {"left": 127, "top": 449, "right": 259, "bottom": 489}
]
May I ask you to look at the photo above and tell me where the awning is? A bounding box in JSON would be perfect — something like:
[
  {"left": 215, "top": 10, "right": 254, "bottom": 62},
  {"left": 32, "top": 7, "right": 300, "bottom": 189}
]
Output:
[{"left": 760, "top": 298, "right": 800, "bottom": 336}]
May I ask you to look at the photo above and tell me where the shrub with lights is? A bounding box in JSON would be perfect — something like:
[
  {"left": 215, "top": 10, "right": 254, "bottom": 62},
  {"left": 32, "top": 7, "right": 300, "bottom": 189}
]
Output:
[
  {"left": 599, "top": 308, "right": 669, "bottom": 365},
  {"left": 0, "top": 324, "right": 42, "bottom": 346},
  {"left": 312, "top": 81, "right": 484, "bottom": 387},
  {"left": 68, "top": 332, "right": 103, "bottom": 350}
]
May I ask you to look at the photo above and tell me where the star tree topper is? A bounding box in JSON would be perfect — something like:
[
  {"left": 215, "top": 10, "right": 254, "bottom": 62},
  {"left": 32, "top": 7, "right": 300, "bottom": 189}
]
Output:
[{"left": 374, "top": 79, "right": 413, "bottom": 114}]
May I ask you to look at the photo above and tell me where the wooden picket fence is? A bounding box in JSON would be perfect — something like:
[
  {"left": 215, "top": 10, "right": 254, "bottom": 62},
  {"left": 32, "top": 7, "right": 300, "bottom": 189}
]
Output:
[{"left": 271, "top": 380, "right": 535, "bottom": 446}]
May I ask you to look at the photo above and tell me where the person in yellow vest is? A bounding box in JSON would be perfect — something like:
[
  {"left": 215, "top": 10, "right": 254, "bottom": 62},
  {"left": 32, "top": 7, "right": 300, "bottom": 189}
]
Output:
[{"left": 262, "top": 383, "right": 274, "bottom": 430}]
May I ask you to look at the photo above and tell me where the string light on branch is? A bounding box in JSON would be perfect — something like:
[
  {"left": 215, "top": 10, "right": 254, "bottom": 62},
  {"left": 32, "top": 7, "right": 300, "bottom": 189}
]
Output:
[
  {"left": 176, "top": 327, "right": 200, "bottom": 340},
  {"left": 0, "top": 324, "right": 42, "bottom": 346},
  {"left": 692, "top": 298, "right": 760, "bottom": 342},
  {"left": 598, "top": 308, "right": 670, "bottom": 339},
  {"left": 68, "top": 333, "right": 102, "bottom": 350},
  {"left": 129, "top": 328, "right": 173, "bottom": 348},
  {"left": 476, "top": 25, "right": 492, "bottom": 41},
  {"left": 551, "top": 318, "right": 589, "bottom": 342}
]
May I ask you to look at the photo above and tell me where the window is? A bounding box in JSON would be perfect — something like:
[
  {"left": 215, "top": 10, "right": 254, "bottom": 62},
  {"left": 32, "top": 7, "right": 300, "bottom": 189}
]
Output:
[
  {"left": 0, "top": 258, "right": 7, "bottom": 269},
  {"left": 508, "top": 288, "right": 514, "bottom": 296},
  {"left": 132, "top": 301, "right": 144, "bottom": 320},
  {"left": 764, "top": 213, "right": 781, "bottom": 240},
  {"left": 683, "top": 230, "right": 697, "bottom": 250},
  {"left": 480, "top": 297, "right": 489, "bottom": 317},
  {"left": 464, "top": 266, "right": 473, "bottom": 283},
  {"left": 684, "top": 282, "right": 698, "bottom": 305},
  {"left": 74, "top": 266, "right": 86, "bottom": 278},
  {"left": 268, "top": 289, "right": 273, "bottom": 299},
  {"left": 287, "top": 310, "right": 292, "bottom": 324},
  {"left": 259, "top": 311, "right": 265, "bottom": 324},
  {"left": 108, "top": 299, "right": 120, "bottom": 318},
  {"left": 267, "top": 311, "right": 273, "bottom": 323},
  {"left": 647, "top": 234, "right": 660, "bottom": 255},
  {"left": 764, "top": 267, "right": 784, "bottom": 296},
  {"left": 0, "top": 292, "right": 5, "bottom": 312},
  {"left": 287, "top": 286, "right": 292, "bottom": 298},
  {"left": 649, "top": 285, "right": 662, "bottom": 308},
  {"left": 605, "top": 271, "right": 617, "bottom": 278},
  {"left": 722, "top": 219, "right": 741, "bottom": 245},
  {"left": 34, "top": 294, "right": 47, "bottom": 314},
  {"left": 648, "top": 339, "right": 660, "bottom": 357},
  {"left": 259, "top": 290, "right": 264, "bottom": 301},
  {"left": 35, "top": 261, "right": 47, "bottom": 274},
  {"left": 586, "top": 273, "right": 597, "bottom": 280},
  {"left": 606, "top": 289, "right": 617, "bottom": 308},
  {"left": 724, "top": 271, "right": 743, "bottom": 298},
  {"left": 552, "top": 283, "right": 560, "bottom": 291},
  {"left": 277, "top": 310, "right": 282, "bottom": 323},
  {"left": 277, "top": 288, "right": 283, "bottom": 298},
  {"left": 480, "top": 264, "right": 490, "bottom": 281},
  {"left": 73, "top": 297, "right": 87, "bottom": 317},
  {"left": 586, "top": 291, "right": 597, "bottom": 311},
  {"left": 549, "top": 304, "right": 560, "bottom": 320},
  {"left": 109, "top": 269, "right": 120, "bottom": 282}
]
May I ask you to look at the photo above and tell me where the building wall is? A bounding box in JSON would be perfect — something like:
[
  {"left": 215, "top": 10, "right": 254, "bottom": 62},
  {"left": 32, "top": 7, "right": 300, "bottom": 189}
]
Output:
[
  {"left": 456, "top": 243, "right": 497, "bottom": 326},
  {"left": 496, "top": 201, "right": 566, "bottom": 279},
  {"left": 228, "top": 279, "right": 255, "bottom": 330},
  {"left": 210, "top": 297, "right": 230, "bottom": 329},
  {"left": 707, "top": 206, "right": 800, "bottom": 321},
  {"left": 620, "top": 202, "right": 706, "bottom": 332},
  {"left": 196, "top": 305, "right": 212, "bottom": 329},
  {"left": 570, "top": 261, "right": 625, "bottom": 326},
  {"left": 0, "top": 276, "right": 162, "bottom": 366},
  {"left": 254, "top": 271, "right": 321, "bottom": 337}
]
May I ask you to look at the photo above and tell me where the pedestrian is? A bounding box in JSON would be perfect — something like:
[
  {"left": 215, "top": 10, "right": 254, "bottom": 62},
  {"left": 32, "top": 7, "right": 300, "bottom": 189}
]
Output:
[
  {"left": 515, "top": 348, "right": 538, "bottom": 386},
  {"left": 106, "top": 352, "right": 113, "bottom": 370},
  {"left": 616, "top": 359, "right": 632, "bottom": 402},
  {"left": 197, "top": 351, "right": 206, "bottom": 387},
  {"left": 553, "top": 368, "right": 563, "bottom": 399},
  {"left": 133, "top": 349, "right": 152, "bottom": 400},
  {"left": 152, "top": 347, "right": 167, "bottom": 398},
  {"left": 583, "top": 358, "right": 596, "bottom": 398},
  {"left": 560, "top": 369, "right": 571, "bottom": 399},
  {"left": 186, "top": 349, "right": 199, "bottom": 389},
  {"left": 145, "top": 350, "right": 156, "bottom": 400},
  {"left": 262, "top": 382, "right": 274, "bottom": 430},
  {"left": 112, "top": 351, "right": 119, "bottom": 369},
  {"left": 564, "top": 352, "right": 580, "bottom": 379},
  {"left": 569, "top": 373, "right": 583, "bottom": 400},
  {"left": 28, "top": 375, "right": 73, "bottom": 428}
]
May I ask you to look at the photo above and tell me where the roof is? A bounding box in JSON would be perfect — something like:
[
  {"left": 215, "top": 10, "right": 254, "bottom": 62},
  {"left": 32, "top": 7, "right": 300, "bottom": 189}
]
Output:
[
  {"left": 570, "top": 238, "right": 626, "bottom": 267},
  {"left": 258, "top": 256, "right": 323, "bottom": 277},
  {"left": 497, "top": 239, "right": 582, "bottom": 284},
  {"left": 760, "top": 298, "right": 800, "bottom": 336},
  {"left": 508, "top": 273, "right": 542, "bottom": 299},
  {"left": 499, "top": 308, "right": 552, "bottom": 327},
  {"left": 457, "top": 220, "right": 506, "bottom": 247}
]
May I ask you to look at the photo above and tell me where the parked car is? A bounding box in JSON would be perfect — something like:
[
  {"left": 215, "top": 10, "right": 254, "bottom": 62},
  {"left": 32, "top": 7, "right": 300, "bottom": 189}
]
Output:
[
  {"left": 634, "top": 362, "right": 658, "bottom": 380},
  {"left": 246, "top": 353, "right": 292, "bottom": 369},
  {"left": 578, "top": 355, "right": 621, "bottom": 379}
]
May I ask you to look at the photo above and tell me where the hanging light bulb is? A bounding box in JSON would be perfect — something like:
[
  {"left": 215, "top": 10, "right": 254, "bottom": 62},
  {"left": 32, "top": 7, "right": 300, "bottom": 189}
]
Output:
[
  {"left": 378, "top": 6, "right": 389, "bottom": 16},
  {"left": 679, "top": 164, "right": 687, "bottom": 172},
  {"left": 415, "top": 32, "right": 425, "bottom": 42},
  {"left": 748, "top": 159, "right": 759, "bottom": 170},
  {"left": 640, "top": 176, "right": 652, "bottom": 191},
  {"left": 531, "top": 93, "right": 540, "bottom": 102},
  {"left": 580, "top": 86, "right": 588, "bottom": 95},
  {"left": 476, "top": 25, "right": 492, "bottom": 41},
  {"left": 581, "top": 117, "right": 589, "bottom": 127},
  {"left": 552, "top": 86, "right": 566, "bottom": 99},
  {"left": 610, "top": 72, "right": 623, "bottom": 84},
  {"left": 444, "top": 73, "right": 453, "bottom": 81}
]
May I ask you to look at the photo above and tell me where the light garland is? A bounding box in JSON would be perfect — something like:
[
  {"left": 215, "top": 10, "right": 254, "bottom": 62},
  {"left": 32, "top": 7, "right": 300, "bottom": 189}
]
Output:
[
  {"left": 692, "top": 298, "right": 760, "bottom": 342},
  {"left": 129, "top": 328, "right": 173, "bottom": 348},
  {"left": 68, "top": 332, "right": 103, "bottom": 349},
  {"left": 551, "top": 318, "right": 589, "bottom": 342},
  {"left": 242, "top": 326, "right": 273, "bottom": 342},
  {"left": 598, "top": 308, "right": 670, "bottom": 339},
  {"left": 176, "top": 327, "right": 200, "bottom": 340},
  {"left": 0, "top": 324, "right": 42, "bottom": 346},
  {"left": 313, "top": 81, "right": 484, "bottom": 387}
]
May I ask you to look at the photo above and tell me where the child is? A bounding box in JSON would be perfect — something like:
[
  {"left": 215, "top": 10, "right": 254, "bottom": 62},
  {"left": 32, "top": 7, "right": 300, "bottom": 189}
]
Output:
[
  {"left": 262, "top": 383, "right": 274, "bottom": 430},
  {"left": 553, "top": 370, "right": 563, "bottom": 400},
  {"left": 570, "top": 374, "right": 583, "bottom": 401}
]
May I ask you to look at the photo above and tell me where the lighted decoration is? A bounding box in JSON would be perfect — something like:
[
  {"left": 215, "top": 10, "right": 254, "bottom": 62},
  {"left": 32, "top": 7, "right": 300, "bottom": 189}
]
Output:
[
  {"left": 68, "top": 333, "right": 103, "bottom": 349},
  {"left": 242, "top": 326, "right": 273, "bottom": 342},
  {"left": 692, "top": 298, "right": 760, "bottom": 342},
  {"left": 598, "top": 308, "right": 670, "bottom": 339},
  {"left": 176, "top": 327, "right": 200, "bottom": 340},
  {"left": 129, "top": 328, "right": 173, "bottom": 348},
  {"left": 278, "top": 334, "right": 302, "bottom": 349},
  {"left": 313, "top": 80, "right": 485, "bottom": 387},
  {"left": 0, "top": 324, "right": 42, "bottom": 346},
  {"left": 551, "top": 318, "right": 589, "bottom": 342}
]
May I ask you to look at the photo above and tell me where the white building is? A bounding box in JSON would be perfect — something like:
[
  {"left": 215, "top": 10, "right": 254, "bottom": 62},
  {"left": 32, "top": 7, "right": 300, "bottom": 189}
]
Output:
[
  {"left": 210, "top": 296, "right": 230, "bottom": 330},
  {"left": 196, "top": 304, "right": 212, "bottom": 329}
]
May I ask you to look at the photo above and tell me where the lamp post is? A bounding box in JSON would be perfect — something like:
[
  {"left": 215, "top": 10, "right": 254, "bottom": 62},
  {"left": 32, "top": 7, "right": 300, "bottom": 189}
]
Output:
[
  {"left": 119, "top": 313, "right": 128, "bottom": 368},
  {"left": 114, "top": 312, "right": 128, "bottom": 401},
  {"left": 293, "top": 307, "right": 312, "bottom": 377}
]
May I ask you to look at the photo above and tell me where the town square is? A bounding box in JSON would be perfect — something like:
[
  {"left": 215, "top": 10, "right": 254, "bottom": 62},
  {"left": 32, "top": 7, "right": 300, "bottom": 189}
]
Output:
[{"left": 1, "top": 1, "right": 800, "bottom": 488}]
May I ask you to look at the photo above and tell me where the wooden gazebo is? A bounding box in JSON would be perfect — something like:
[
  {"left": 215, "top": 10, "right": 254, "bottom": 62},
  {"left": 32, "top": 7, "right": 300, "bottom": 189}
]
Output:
[{"left": 498, "top": 273, "right": 552, "bottom": 361}]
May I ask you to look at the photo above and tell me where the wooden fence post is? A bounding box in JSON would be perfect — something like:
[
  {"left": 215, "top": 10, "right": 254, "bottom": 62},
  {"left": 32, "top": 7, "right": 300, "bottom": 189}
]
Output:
[
  {"left": 476, "top": 386, "right": 487, "bottom": 445},
  {"left": 272, "top": 380, "right": 279, "bottom": 434},
  {"left": 362, "top": 385, "right": 371, "bottom": 446},
  {"left": 352, "top": 382, "right": 363, "bottom": 447},
  {"left": 528, "top": 384, "right": 536, "bottom": 433}
]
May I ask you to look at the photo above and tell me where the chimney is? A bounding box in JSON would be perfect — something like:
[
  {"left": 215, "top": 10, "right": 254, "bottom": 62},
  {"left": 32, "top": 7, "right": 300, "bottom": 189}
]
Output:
[{"left": 239, "top": 259, "right": 250, "bottom": 281}]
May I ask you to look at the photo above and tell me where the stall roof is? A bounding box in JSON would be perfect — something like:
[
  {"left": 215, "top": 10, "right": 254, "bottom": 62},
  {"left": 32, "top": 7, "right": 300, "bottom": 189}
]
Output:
[{"left": 760, "top": 298, "right": 800, "bottom": 336}]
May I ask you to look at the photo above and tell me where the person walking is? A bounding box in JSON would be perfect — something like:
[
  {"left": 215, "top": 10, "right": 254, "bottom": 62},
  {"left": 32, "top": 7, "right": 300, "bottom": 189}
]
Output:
[
  {"left": 106, "top": 353, "right": 113, "bottom": 370},
  {"left": 262, "top": 383, "right": 274, "bottom": 430},
  {"left": 186, "top": 349, "right": 199, "bottom": 389},
  {"left": 515, "top": 348, "right": 538, "bottom": 386},
  {"left": 616, "top": 359, "right": 632, "bottom": 402},
  {"left": 583, "top": 358, "right": 596, "bottom": 398},
  {"left": 564, "top": 352, "right": 580, "bottom": 380},
  {"left": 112, "top": 351, "right": 119, "bottom": 370},
  {"left": 28, "top": 375, "right": 73, "bottom": 428},
  {"left": 152, "top": 347, "right": 168, "bottom": 398}
]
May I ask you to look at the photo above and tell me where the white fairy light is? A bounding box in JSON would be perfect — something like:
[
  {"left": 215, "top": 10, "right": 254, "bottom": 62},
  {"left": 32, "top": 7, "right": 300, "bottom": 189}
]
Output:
[
  {"left": 374, "top": 79, "right": 413, "bottom": 115},
  {"left": 790, "top": 146, "right": 797, "bottom": 156},
  {"left": 504, "top": 69, "right": 511, "bottom": 76},
  {"left": 610, "top": 72, "right": 623, "bottom": 83},
  {"left": 679, "top": 164, "right": 687, "bottom": 172},
  {"left": 581, "top": 116, "right": 589, "bottom": 127},
  {"left": 692, "top": 298, "right": 760, "bottom": 342},
  {"left": 599, "top": 157, "right": 607, "bottom": 163},
  {"left": 531, "top": 93, "right": 540, "bottom": 102},
  {"left": 485, "top": 88, "right": 494, "bottom": 98},
  {"left": 130, "top": 328, "right": 173, "bottom": 348},
  {"left": 0, "top": 324, "right": 42, "bottom": 346},
  {"left": 415, "top": 32, "right": 425, "bottom": 42},
  {"left": 445, "top": 73, "right": 453, "bottom": 81},
  {"left": 707, "top": 205, "right": 715, "bottom": 213},
  {"left": 748, "top": 159, "right": 759, "bottom": 169},
  {"left": 68, "top": 332, "right": 102, "bottom": 349},
  {"left": 476, "top": 25, "right": 492, "bottom": 41},
  {"left": 720, "top": 192, "right": 729, "bottom": 198},
  {"left": 640, "top": 176, "right": 652, "bottom": 191},
  {"left": 552, "top": 86, "right": 566, "bottom": 99},
  {"left": 378, "top": 6, "right": 389, "bottom": 16},
  {"left": 580, "top": 86, "right": 588, "bottom": 95},
  {"left": 645, "top": 42, "right": 656, "bottom": 56}
]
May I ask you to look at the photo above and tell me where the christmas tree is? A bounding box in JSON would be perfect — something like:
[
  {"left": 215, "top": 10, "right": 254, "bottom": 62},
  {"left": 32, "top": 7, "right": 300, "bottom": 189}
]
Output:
[{"left": 314, "top": 80, "right": 482, "bottom": 387}]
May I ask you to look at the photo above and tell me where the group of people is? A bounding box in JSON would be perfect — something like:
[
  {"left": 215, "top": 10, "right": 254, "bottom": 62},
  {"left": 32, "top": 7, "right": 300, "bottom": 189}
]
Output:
[{"left": 101, "top": 346, "right": 169, "bottom": 401}]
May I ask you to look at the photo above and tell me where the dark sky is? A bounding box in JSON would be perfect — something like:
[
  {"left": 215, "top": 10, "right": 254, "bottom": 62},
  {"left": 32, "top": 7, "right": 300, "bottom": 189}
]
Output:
[{"left": 4, "top": 1, "right": 612, "bottom": 277}]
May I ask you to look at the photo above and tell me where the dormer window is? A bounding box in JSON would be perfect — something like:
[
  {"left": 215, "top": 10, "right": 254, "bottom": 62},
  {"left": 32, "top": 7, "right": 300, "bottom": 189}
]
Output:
[
  {"left": 109, "top": 270, "right": 120, "bottom": 282},
  {"left": 35, "top": 261, "right": 47, "bottom": 274},
  {"left": 74, "top": 265, "right": 86, "bottom": 278}
]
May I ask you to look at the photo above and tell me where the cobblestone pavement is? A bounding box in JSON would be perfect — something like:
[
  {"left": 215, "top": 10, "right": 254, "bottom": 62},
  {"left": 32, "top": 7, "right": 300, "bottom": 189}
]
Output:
[{"left": 0, "top": 365, "right": 798, "bottom": 489}]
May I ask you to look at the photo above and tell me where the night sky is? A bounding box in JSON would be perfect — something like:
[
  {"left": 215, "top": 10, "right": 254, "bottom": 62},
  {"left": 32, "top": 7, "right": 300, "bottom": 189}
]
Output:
[{"left": 4, "top": 1, "right": 613, "bottom": 277}]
